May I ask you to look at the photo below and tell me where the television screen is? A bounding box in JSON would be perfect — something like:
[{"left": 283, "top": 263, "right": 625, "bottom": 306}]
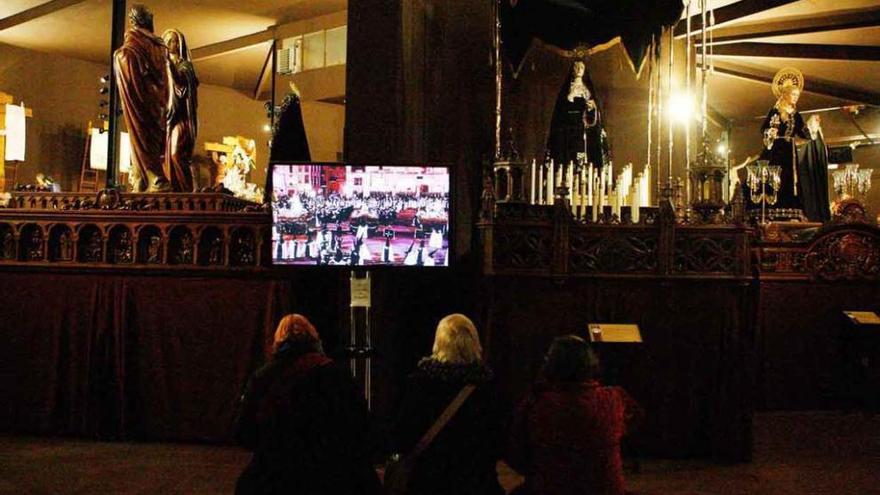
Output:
[{"left": 270, "top": 163, "right": 451, "bottom": 267}]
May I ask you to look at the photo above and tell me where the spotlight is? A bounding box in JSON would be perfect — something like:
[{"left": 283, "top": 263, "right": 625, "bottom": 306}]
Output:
[
  {"left": 716, "top": 144, "right": 727, "bottom": 155},
  {"left": 262, "top": 124, "right": 272, "bottom": 133},
  {"left": 100, "top": 74, "right": 110, "bottom": 84},
  {"left": 99, "top": 87, "right": 109, "bottom": 95},
  {"left": 668, "top": 92, "right": 695, "bottom": 125},
  {"left": 99, "top": 113, "right": 108, "bottom": 120}
]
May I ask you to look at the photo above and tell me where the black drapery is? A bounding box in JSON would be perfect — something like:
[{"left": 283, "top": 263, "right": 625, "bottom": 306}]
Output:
[
  {"left": 797, "top": 134, "right": 831, "bottom": 222},
  {"left": 500, "top": 0, "right": 683, "bottom": 77}
]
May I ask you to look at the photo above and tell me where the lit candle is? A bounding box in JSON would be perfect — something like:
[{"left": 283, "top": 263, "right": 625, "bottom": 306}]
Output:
[
  {"left": 556, "top": 160, "right": 563, "bottom": 188},
  {"left": 567, "top": 162, "right": 574, "bottom": 193},
  {"left": 599, "top": 164, "right": 606, "bottom": 210},
  {"left": 580, "top": 167, "right": 587, "bottom": 211},
  {"left": 530, "top": 159, "right": 536, "bottom": 205},
  {"left": 538, "top": 161, "right": 544, "bottom": 205},
  {"left": 592, "top": 179, "right": 599, "bottom": 222},
  {"left": 587, "top": 164, "right": 593, "bottom": 206},
  {"left": 632, "top": 180, "right": 641, "bottom": 224},
  {"left": 547, "top": 159, "right": 555, "bottom": 203}
]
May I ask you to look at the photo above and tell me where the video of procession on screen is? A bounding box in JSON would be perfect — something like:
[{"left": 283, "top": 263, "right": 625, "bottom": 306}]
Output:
[{"left": 271, "top": 164, "right": 450, "bottom": 266}]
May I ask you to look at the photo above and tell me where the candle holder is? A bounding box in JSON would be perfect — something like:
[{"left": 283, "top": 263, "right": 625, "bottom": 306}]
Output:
[
  {"left": 832, "top": 163, "right": 872, "bottom": 201},
  {"left": 690, "top": 146, "right": 728, "bottom": 224},
  {"left": 493, "top": 158, "right": 528, "bottom": 203},
  {"left": 746, "top": 160, "right": 781, "bottom": 225}
]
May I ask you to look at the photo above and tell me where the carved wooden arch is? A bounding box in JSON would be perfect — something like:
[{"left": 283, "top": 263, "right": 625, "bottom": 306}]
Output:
[{"left": 804, "top": 224, "right": 880, "bottom": 282}]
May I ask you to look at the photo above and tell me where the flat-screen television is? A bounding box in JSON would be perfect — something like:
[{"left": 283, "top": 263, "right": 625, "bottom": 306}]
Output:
[{"left": 270, "top": 163, "right": 451, "bottom": 267}]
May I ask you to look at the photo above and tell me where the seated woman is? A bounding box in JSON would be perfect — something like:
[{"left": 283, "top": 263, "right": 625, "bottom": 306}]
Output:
[
  {"left": 393, "top": 314, "right": 504, "bottom": 495},
  {"left": 235, "top": 314, "right": 381, "bottom": 495},
  {"left": 507, "top": 335, "right": 640, "bottom": 495}
]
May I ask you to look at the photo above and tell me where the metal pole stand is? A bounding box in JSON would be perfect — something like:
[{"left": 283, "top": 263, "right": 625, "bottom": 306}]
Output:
[{"left": 349, "top": 270, "right": 374, "bottom": 409}]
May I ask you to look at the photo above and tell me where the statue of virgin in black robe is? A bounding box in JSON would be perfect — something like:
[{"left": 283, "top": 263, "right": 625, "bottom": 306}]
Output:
[
  {"left": 751, "top": 84, "right": 828, "bottom": 221},
  {"left": 546, "top": 60, "right": 607, "bottom": 168}
]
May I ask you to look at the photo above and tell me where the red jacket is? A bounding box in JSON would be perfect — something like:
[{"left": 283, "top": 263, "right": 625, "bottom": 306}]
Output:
[{"left": 507, "top": 380, "right": 639, "bottom": 495}]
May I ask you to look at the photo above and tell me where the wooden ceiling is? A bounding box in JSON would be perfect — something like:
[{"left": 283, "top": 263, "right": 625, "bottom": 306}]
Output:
[
  {"left": 0, "top": 0, "right": 346, "bottom": 95},
  {"left": 679, "top": 0, "right": 880, "bottom": 122},
  {"left": 1, "top": 0, "right": 877, "bottom": 121}
]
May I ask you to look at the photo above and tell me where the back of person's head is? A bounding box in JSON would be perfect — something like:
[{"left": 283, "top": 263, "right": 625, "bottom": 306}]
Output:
[
  {"left": 273, "top": 313, "right": 320, "bottom": 353},
  {"left": 541, "top": 334, "right": 599, "bottom": 383},
  {"left": 432, "top": 313, "right": 483, "bottom": 365}
]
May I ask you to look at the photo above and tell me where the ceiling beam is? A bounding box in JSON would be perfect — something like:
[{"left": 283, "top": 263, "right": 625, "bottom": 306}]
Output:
[
  {"left": 253, "top": 42, "right": 274, "bottom": 100},
  {"left": 702, "top": 61, "right": 880, "bottom": 105},
  {"left": 191, "top": 28, "right": 275, "bottom": 62},
  {"left": 707, "top": 6, "right": 880, "bottom": 45},
  {"left": 674, "top": 0, "right": 797, "bottom": 38},
  {"left": 707, "top": 104, "right": 731, "bottom": 129},
  {"left": 706, "top": 42, "right": 880, "bottom": 62},
  {"left": 0, "top": 0, "right": 86, "bottom": 31}
]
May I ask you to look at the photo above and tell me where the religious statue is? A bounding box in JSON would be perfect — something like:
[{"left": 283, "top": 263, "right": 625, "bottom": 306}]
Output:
[
  {"left": 114, "top": 5, "right": 171, "bottom": 192},
  {"left": 146, "top": 236, "right": 162, "bottom": 263},
  {"left": 85, "top": 234, "right": 102, "bottom": 262},
  {"left": 175, "top": 232, "right": 194, "bottom": 264},
  {"left": 27, "top": 229, "right": 43, "bottom": 261},
  {"left": 58, "top": 231, "right": 73, "bottom": 261},
  {"left": 163, "top": 29, "right": 198, "bottom": 192},
  {"left": 2, "top": 231, "right": 15, "bottom": 259},
  {"left": 269, "top": 82, "right": 311, "bottom": 163},
  {"left": 208, "top": 236, "right": 223, "bottom": 265},
  {"left": 115, "top": 231, "right": 134, "bottom": 263},
  {"left": 752, "top": 67, "right": 827, "bottom": 220},
  {"left": 547, "top": 60, "right": 606, "bottom": 168}
]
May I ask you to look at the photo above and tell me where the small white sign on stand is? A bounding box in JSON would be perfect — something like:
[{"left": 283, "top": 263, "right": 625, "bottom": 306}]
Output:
[{"left": 350, "top": 275, "right": 371, "bottom": 308}]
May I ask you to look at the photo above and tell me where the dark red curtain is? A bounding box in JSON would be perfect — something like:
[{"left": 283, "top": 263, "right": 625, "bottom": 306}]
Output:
[
  {"left": 0, "top": 272, "right": 290, "bottom": 443},
  {"left": 486, "top": 276, "right": 756, "bottom": 462}
]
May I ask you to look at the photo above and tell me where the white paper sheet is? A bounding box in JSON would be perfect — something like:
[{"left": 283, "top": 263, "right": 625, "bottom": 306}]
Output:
[
  {"left": 4, "top": 103, "right": 26, "bottom": 161},
  {"left": 89, "top": 128, "right": 108, "bottom": 170}
]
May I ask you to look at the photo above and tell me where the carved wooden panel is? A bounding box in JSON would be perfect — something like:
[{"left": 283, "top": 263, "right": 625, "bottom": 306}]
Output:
[
  {"left": 493, "top": 227, "right": 553, "bottom": 271},
  {"left": 804, "top": 230, "right": 880, "bottom": 281},
  {"left": 569, "top": 232, "right": 659, "bottom": 274},
  {"left": 674, "top": 235, "right": 740, "bottom": 274}
]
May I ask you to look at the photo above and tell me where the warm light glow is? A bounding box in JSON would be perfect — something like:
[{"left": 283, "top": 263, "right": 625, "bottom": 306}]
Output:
[
  {"left": 717, "top": 144, "right": 727, "bottom": 155},
  {"left": 262, "top": 124, "right": 272, "bottom": 133},
  {"left": 668, "top": 92, "right": 695, "bottom": 125}
]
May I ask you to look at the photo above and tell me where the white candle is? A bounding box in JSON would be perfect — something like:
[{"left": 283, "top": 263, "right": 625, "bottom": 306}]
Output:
[
  {"left": 580, "top": 168, "right": 587, "bottom": 210},
  {"left": 633, "top": 181, "right": 641, "bottom": 224},
  {"left": 530, "top": 159, "right": 536, "bottom": 205},
  {"left": 555, "top": 160, "right": 563, "bottom": 188},
  {"left": 599, "top": 165, "right": 606, "bottom": 209},
  {"left": 538, "top": 161, "right": 544, "bottom": 205},
  {"left": 567, "top": 162, "right": 574, "bottom": 195},
  {"left": 592, "top": 187, "right": 599, "bottom": 222},
  {"left": 587, "top": 165, "right": 593, "bottom": 206},
  {"left": 547, "top": 160, "right": 555, "bottom": 203}
]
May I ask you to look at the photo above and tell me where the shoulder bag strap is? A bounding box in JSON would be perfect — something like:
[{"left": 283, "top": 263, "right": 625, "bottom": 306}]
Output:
[{"left": 411, "top": 384, "right": 477, "bottom": 457}]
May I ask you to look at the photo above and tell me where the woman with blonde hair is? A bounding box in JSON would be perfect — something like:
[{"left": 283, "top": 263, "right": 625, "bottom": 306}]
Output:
[
  {"left": 393, "top": 313, "right": 504, "bottom": 495},
  {"left": 235, "top": 314, "right": 380, "bottom": 495}
]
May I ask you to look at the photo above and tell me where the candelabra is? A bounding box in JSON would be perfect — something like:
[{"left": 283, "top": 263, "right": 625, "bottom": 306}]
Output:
[
  {"left": 832, "top": 164, "right": 872, "bottom": 201},
  {"left": 746, "top": 160, "right": 781, "bottom": 225}
]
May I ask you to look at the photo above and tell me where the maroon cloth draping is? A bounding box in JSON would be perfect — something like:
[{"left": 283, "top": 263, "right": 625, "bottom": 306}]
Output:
[{"left": 0, "top": 272, "right": 290, "bottom": 442}]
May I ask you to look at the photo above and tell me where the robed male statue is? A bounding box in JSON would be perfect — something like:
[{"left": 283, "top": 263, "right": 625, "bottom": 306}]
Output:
[{"left": 114, "top": 5, "right": 171, "bottom": 192}]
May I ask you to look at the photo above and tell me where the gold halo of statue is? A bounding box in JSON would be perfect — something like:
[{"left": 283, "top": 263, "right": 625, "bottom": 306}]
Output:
[{"left": 771, "top": 67, "right": 804, "bottom": 99}]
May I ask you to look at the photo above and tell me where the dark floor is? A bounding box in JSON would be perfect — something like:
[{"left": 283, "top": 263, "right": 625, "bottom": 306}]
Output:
[{"left": 1, "top": 411, "right": 878, "bottom": 494}]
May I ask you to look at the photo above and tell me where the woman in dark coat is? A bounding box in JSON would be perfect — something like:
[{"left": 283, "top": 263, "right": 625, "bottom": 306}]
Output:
[
  {"left": 507, "top": 335, "right": 640, "bottom": 495},
  {"left": 393, "top": 314, "right": 504, "bottom": 495},
  {"left": 235, "top": 314, "right": 381, "bottom": 495}
]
